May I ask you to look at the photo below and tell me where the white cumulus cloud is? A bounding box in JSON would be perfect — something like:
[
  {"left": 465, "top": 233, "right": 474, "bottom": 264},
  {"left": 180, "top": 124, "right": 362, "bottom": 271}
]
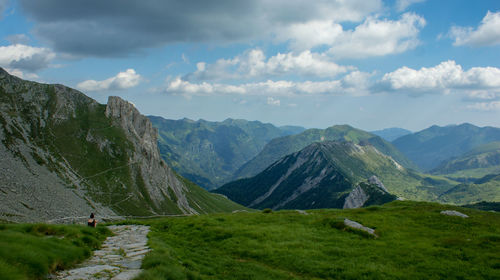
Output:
[
  {"left": 450, "top": 11, "right": 500, "bottom": 47},
  {"left": 327, "top": 13, "right": 426, "bottom": 59},
  {"left": 165, "top": 72, "right": 370, "bottom": 98},
  {"left": 77, "top": 69, "right": 142, "bottom": 92},
  {"left": 380, "top": 60, "right": 500, "bottom": 93},
  {"left": 185, "top": 49, "right": 353, "bottom": 81},
  {"left": 0, "top": 44, "right": 55, "bottom": 72},
  {"left": 281, "top": 13, "right": 425, "bottom": 58}
]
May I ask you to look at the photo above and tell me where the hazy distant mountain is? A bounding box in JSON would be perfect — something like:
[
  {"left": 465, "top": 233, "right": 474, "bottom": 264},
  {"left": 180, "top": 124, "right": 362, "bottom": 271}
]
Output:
[
  {"left": 234, "top": 125, "right": 418, "bottom": 180},
  {"left": 0, "top": 68, "right": 245, "bottom": 222},
  {"left": 278, "top": 125, "right": 307, "bottom": 136},
  {"left": 215, "top": 141, "right": 398, "bottom": 210},
  {"left": 149, "top": 116, "right": 305, "bottom": 190},
  {"left": 431, "top": 142, "right": 500, "bottom": 177},
  {"left": 393, "top": 123, "right": 500, "bottom": 171},
  {"left": 371, "top": 127, "right": 412, "bottom": 142}
]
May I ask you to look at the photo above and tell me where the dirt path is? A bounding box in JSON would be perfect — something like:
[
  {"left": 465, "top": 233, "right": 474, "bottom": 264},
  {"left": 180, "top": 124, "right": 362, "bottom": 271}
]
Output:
[{"left": 55, "top": 225, "right": 150, "bottom": 280}]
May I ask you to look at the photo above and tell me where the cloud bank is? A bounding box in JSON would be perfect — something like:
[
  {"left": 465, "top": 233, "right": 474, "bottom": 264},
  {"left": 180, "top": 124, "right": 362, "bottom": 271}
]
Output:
[
  {"left": 19, "top": 0, "right": 382, "bottom": 56},
  {"left": 184, "top": 49, "right": 353, "bottom": 81},
  {"left": 282, "top": 12, "right": 426, "bottom": 58}
]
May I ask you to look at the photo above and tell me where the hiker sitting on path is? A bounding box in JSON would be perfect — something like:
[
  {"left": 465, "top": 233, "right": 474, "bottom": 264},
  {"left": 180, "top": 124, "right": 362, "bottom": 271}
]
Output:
[{"left": 88, "top": 213, "right": 98, "bottom": 227}]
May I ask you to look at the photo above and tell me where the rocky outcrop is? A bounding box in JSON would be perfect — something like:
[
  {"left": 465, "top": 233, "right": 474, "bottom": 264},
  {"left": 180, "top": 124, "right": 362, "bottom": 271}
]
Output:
[
  {"left": 440, "top": 210, "right": 469, "bottom": 218},
  {"left": 343, "top": 176, "right": 395, "bottom": 209},
  {"left": 344, "top": 218, "right": 377, "bottom": 237},
  {"left": 368, "top": 175, "right": 389, "bottom": 192},
  {"left": 343, "top": 185, "right": 368, "bottom": 209},
  {"left": 105, "top": 96, "right": 196, "bottom": 214}
]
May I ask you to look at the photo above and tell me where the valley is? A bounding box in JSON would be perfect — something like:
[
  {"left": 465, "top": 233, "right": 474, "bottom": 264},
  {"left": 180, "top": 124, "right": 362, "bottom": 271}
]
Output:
[{"left": 0, "top": 68, "right": 499, "bottom": 279}]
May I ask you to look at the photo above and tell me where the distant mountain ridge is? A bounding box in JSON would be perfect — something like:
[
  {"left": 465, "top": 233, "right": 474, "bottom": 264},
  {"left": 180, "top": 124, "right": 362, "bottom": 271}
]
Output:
[
  {"left": 393, "top": 123, "right": 500, "bottom": 171},
  {"left": 234, "top": 124, "right": 418, "bottom": 180},
  {"left": 371, "top": 127, "right": 412, "bottom": 141},
  {"left": 215, "top": 141, "right": 398, "bottom": 210},
  {"left": 431, "top": 142, "right": 500, "bottom": 177},
  {"left": 0, "top": 68, "right": 245, "bottom": 222},
  {"left": 150, "top": 116, "right": 305, "bottom": 189}
]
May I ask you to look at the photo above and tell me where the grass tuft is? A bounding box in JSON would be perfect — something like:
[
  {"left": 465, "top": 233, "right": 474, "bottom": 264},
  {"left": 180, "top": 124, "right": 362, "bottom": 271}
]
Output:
[{"left": 0, "top": 223, "right": 111, "bottom": 279}]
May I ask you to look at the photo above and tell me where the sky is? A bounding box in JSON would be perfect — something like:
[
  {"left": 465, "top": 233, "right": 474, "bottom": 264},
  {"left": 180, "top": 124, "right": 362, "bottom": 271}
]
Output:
[{"left": 0, "top": 0, "right": 499, "bottom": 131}]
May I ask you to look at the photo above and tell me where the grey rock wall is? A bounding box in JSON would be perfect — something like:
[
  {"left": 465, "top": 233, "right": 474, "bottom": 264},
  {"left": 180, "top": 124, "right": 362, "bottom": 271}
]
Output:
[{"left": 105, "top": 96, "right": 197, "bottom": 214}]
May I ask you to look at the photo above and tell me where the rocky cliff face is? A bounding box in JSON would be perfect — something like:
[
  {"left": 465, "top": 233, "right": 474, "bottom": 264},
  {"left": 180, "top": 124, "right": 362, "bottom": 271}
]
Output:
[
  {"left": 343, "top": 186, "right": 368, "bottom": 209},
  {"left": 343, "top": 176, "right": 395, "bottom": 209},
  {"left": 0, "top": 68, "right": 244, "bottom": 222},
  {"left": 105, "top": 96, "right": 195, "bottom": 214}
]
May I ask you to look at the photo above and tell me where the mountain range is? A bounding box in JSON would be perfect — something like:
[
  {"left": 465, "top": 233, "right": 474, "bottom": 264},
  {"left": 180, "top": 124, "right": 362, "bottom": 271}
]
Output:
[
  {"left": 392, "top": 123, "right": 500, "bottom": 172},
  {"left": 0, "top": 68, "right": 245, "bottom": 223},
  {"left": 234, "top": 124, "right": 418, "bottom": 180},
  {"left": 150, "top": 116, "right": 305, "bottom": 189},
  {"left": 2, "top": 67, "right": 499, "bottom": 223},
  {"left": 215, "top": 141, "right": 399, "bottom": 210},
  {"left": 431, "top": 141, "right": 500, "bottom": 179}
]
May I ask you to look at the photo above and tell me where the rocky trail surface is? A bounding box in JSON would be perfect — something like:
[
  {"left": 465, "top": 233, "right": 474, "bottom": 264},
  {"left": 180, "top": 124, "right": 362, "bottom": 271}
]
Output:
[{"left": 54, "top": 225, "right": 150, "bottom": 280}]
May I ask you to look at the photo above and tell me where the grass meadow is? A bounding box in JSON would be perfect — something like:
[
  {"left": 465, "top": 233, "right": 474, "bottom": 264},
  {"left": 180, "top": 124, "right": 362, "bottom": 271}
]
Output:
[{"left": 137, "top": 201, "right": 500, "bottom": 279}]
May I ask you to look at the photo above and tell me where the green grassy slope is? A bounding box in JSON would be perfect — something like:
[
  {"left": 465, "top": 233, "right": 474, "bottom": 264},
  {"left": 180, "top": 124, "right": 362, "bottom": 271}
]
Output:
[
  {"left": 150, "top": 116, "right": 304, "bottom": 190},
  {"left": 136, "top": 201, "right": 500, "bottom": 279},
  {"left": 0, "top": 223, "right": 111, "bottom": 280},
  {"left": 175, "top": 174, "right": 251, "bottom": 214},
  {"left": 234, "top": 125, "right": 417, "bottom": 180},
  {"left": 439, "top": 174, "right": 500, "bottom": 204}
]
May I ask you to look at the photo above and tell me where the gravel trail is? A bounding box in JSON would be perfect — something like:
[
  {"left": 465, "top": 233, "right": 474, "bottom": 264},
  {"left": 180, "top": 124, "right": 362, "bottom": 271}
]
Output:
[{"left": 55, "top": 225, "right": 150, "bottom": 280}]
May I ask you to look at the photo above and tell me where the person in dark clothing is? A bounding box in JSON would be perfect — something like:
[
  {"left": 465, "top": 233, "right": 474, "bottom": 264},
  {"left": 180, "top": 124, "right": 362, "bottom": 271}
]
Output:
[{"left": 88, "top": 213, "right": 97, "bottom": 227}]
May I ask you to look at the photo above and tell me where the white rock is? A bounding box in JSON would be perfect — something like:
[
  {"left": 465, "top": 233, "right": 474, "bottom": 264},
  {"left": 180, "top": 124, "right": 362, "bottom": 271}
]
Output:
[
  {"left": 344, "top": 218, "right": 377, "bottom": 237},
  {"left": 440, "top": 210, "right": 469, "bottom": 218}
]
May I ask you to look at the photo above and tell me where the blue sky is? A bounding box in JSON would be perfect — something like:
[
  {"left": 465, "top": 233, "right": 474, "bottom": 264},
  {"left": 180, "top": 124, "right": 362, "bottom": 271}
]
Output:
[{"left": 1, "top": 0, "right": 499, "bottom": 131}]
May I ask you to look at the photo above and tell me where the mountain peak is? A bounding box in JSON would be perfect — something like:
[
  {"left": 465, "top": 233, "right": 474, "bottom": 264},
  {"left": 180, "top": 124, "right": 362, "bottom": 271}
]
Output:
[{"left": 217, "top": 139, "right": 399, "bottom": 210}]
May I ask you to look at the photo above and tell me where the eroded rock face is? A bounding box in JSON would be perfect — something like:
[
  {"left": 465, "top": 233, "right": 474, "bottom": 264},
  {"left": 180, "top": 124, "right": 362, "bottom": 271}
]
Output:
[
  {"left": 105, "top": 96, "right": 197, "bottom": 214},
  {"left": 343, "top": 176, "right": 396, "bottom": 209},
  {"left": 343, "top": 186, "right": 368, "bottom": 209},
  {"left": 368, "top": 175, "right": 389, "bottom": 192}
]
